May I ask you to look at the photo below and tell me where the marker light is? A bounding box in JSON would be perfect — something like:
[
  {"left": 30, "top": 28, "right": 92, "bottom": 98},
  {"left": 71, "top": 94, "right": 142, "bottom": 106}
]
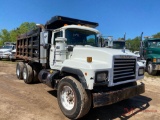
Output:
[
  {"left": 87, "top": 57, "right": 92, "bottom": 63},
  {"left": 153, "top": 58, "right": 156, "bottom": 62}
]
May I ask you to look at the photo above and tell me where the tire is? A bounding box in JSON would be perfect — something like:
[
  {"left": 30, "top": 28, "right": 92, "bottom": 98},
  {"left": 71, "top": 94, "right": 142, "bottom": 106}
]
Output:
[
  {"left": 147, "top": 61, "right": 157, "bottom": 75},
  {"left": 57, "top": 76, "right": 91, "bottom": 119},
  {"left": 16, "top": 62, "right": 24, "bottom": 79},
  {"left": 11, "top": 59, "right": 16, "bottom": 62},
  {"left": 23, "top": 63, "right": 33, "bottom": 84},
  {"left": 32, "top": 63, "right": 41, "bottom": 83}
]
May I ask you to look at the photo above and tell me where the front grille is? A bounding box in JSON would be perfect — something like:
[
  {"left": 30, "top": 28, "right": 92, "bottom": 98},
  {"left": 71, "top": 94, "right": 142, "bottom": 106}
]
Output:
[{"left": 113, "top": 58, "right": 136, "bottom": 83}]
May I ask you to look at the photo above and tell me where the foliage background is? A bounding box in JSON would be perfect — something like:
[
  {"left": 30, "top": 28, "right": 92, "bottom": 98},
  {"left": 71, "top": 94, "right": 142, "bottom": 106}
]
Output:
[
  {"left": 0, "top": 22, "right": 160, "bottom": 52},
  {"left": 0, "top": 22, "right": 36, "bottom": 46}
]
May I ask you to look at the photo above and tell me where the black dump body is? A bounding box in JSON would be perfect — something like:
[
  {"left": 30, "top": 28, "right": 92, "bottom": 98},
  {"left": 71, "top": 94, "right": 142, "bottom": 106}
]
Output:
[
  {"left": 45, "top": 15, "right": 99, "bottom": 29},
  {"left": 16, "top": 28, "right": 41, "bottom": 62},
  {"left": 16, "top": 15, "right": 98, "bottom": 62}
]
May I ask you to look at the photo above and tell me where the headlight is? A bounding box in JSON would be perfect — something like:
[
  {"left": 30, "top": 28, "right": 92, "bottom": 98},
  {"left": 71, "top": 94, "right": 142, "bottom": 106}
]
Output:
[
  {"left": 138, "top": 68, "right": 144, "bottom": 76},
  {"left": 4, "top": 53, "right": 10, "bottom": 55},
  {"left": 96, "top": 72, "right": 108, "bottom": 83},
  {"left": 157, "top": 58, "right": 160, "bottom": 62}
]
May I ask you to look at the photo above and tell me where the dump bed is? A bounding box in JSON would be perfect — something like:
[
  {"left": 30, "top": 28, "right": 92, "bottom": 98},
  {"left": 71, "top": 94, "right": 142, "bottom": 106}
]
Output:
[{"left": 16, "top": 28, "right": 41, "bottom": 62}]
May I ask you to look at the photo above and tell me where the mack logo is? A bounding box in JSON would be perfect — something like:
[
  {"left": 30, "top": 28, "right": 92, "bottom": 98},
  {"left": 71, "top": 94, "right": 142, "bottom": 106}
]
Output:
[{"left": 120, "top": 55, "right": 132, "bottom": 58}]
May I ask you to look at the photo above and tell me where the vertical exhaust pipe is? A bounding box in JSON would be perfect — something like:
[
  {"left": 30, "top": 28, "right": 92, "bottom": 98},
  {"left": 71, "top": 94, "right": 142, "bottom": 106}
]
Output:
[
  {"left": 140, "top": 32, "right": 143, "bottom": 59},
  {"left": 124, "top": 32, "right": 126, "bottom": 41}
]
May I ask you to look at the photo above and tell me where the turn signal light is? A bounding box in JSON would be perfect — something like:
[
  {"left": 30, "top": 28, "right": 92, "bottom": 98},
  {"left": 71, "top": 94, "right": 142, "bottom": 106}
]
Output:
[
  {"left": 153, "top": 58, "right": 156, "bottom": 62},
  {"left": 87, "top": 57, "right": 92, "bottom": 63}
]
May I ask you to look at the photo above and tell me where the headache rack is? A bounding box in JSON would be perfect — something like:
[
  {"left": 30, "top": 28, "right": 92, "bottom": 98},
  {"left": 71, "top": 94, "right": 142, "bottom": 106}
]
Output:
[{"left": 45, "top": 15, "right": 99, "bottom": 29}]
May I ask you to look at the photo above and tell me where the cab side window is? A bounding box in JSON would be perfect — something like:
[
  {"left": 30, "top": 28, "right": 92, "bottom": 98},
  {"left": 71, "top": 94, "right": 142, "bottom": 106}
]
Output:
[{"left": 53, "top": 31, "right": 62, "bottom": 45}]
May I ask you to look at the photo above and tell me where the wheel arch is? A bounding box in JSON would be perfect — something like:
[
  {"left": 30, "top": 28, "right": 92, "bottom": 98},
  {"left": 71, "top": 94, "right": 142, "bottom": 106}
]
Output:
[
  {"left": 146, "top": 58, "right": 152, "bottom": 65},
  {"left": 61, "top": 67, "right": 88, "bottom": 89}
]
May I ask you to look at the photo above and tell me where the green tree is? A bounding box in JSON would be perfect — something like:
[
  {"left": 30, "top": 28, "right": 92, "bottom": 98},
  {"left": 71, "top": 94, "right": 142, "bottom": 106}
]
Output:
[
  {"left": 0, "top": 29, "right": 10, "bottom": 44},
  {"left": 0, "top": 22, "right": 36, "bottom": 45},
  {"left": 152, "top": 32, "right": 160, "bottom": 38},
  {"left": 10, "top": 29, "right": 19, "bottom": 42},
  {"left": 18, "top": 22, "right": 36, "bottom": 34},
  {"left": 126, "top": 37, "right": 140, "bottom": 52}
]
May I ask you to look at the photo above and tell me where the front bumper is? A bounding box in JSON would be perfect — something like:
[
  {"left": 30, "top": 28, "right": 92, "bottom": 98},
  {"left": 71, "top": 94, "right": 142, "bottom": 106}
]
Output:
[
  {"left": 92, "top": 83, "right": 145, "bottom": 108},
  {"left": 153, "top": 64, "right": 160, "bottom": 70},
  {"left": 9, "top": 54, "right": 16, "bottom": 59},
  {"left": 0, "top": 54, "right": 10, "bottom": 59}
]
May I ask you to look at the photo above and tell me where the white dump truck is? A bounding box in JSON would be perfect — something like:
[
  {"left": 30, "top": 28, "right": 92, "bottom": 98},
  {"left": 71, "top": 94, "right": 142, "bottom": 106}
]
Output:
[{"left": 15, "top": 16, "right": 145, "bottom": 119}]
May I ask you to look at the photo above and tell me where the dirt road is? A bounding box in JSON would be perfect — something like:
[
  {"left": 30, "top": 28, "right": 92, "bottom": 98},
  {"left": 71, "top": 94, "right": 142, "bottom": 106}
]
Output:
[{"left": 0, "top": 61, "right": 160, "bottom": 120}]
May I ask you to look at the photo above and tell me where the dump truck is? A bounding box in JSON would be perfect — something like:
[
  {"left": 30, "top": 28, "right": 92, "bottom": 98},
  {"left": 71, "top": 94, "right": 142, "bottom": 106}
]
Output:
[
  {"left": 15, "top": 16, "right": 145, "bottom": 119},
  {"left": 102, "top": 36, "right": 125, "bottom": 49},
  {"left": 140, "top": 33, "right": 160, "bottom": 75}
]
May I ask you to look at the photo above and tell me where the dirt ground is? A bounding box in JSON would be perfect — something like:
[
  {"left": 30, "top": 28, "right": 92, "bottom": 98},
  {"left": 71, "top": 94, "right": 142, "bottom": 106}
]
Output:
[{"left": 0, "top": 61, "right": 160, "bottom": 120}]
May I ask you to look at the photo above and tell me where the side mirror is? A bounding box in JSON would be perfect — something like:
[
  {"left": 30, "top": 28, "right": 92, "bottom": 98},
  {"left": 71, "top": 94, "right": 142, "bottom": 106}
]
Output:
[
  {"left": 55, "top": 37, "right": 67, "bottom": 42},
  {"left": 43, "top": 44, "right": 50, "bottom": 49},
  {"left": 98, "top": 37, "right": 103, "bottom": 47},
  {"left": 67, "top": 46, "right": 73, "bottom": 51}
]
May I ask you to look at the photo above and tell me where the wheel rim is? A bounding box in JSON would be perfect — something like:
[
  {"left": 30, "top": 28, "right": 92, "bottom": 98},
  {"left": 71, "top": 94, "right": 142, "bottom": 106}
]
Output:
[
  {"left": 16, "top": 66, "right": 20, "bottom": 77},
  {"left": 60, "top": 85, "right": 75, "bottom": 110},
  {"left": 148, "top": 64, "right": 152, "bottom": 73},
  {"left": 23, "top": 68, "right": 27, "bottom": 80}
]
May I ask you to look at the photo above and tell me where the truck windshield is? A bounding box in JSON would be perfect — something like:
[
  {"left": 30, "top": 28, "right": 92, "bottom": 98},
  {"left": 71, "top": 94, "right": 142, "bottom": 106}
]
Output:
[
  {"left": 2, "top": 45, "right": 13, "bottom": 49},
  {"left": 65, "top": 28, "right": 98, "bottom": 46},
  {"left": 103, "top": 40, "right": 125, "bottom": 49},
  {"left": 112, "top": 41, "right": 125, "bottom": 49},
  {"left": 148, "top": 40, "right": 160, "bottom": 48}
]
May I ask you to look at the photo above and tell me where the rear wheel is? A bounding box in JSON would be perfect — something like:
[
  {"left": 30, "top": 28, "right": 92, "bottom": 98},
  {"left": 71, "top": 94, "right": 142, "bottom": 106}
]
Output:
[
  {"left": 32, "top": 63, "right": 41, "bottom": 83},
  {"left": 147, "top": 61, "right": 157, "bottom": 75},
  {"left": 57, "top": 76, "right": 91, "bottom": 119},
  {"left": 23, "top": 64, "right": 33, "bottom": 84},
  {"left": 11, "top": 59, "right": 16, "bottom": 62},
  {"left": 16, "top": 62, "right": 24, "bottom": 79}
]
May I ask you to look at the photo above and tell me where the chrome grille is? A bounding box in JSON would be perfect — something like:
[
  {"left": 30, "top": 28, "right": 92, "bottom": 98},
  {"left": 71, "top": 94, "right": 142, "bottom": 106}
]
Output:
[{"left": 113, "top": 58, "right": 136, "bottom": 83}]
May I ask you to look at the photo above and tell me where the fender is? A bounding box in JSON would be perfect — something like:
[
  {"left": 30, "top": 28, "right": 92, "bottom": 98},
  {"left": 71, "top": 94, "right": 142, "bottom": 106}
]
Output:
[{"left": 61, "top": 67, "right": 88, "bottom": 89}]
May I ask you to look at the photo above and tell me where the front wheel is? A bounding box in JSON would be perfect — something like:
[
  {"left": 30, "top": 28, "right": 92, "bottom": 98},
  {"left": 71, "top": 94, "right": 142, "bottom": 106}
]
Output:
[
  {"left": 57, "top": 76, "right": 91, "bottom": 119},
  {"left": 147, "top": 61, "right": 157, "bottom": 75}
]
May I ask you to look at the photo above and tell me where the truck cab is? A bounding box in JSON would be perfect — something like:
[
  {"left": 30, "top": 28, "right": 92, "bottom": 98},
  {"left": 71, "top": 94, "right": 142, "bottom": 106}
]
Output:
[
  {"left": 141, "top": 38, "right": 160, "bottom": 75},
  {"left": 103, "top": 39, "right": 125, "bottom": 49}
]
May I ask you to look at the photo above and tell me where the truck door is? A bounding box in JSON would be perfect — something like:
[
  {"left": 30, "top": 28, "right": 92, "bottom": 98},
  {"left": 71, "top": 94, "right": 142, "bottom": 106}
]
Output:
[
  {"left": 143, "top": 41, "right": 148, "bottom": 59},
  {"left": 49, "top": 31, "right": 63, "bottom": 67}
]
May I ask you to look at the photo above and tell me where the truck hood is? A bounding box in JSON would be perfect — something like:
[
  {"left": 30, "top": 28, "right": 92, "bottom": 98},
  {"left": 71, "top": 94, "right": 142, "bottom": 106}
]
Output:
[
  {"left": 0, "top": 49, "right": 11, "bottom": 52},
  {"left": 147, "top": 47, "right": 160, "bottom": 58},
  {"left": 71, "top": 46, "right": 137, "bottom": 65}
]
